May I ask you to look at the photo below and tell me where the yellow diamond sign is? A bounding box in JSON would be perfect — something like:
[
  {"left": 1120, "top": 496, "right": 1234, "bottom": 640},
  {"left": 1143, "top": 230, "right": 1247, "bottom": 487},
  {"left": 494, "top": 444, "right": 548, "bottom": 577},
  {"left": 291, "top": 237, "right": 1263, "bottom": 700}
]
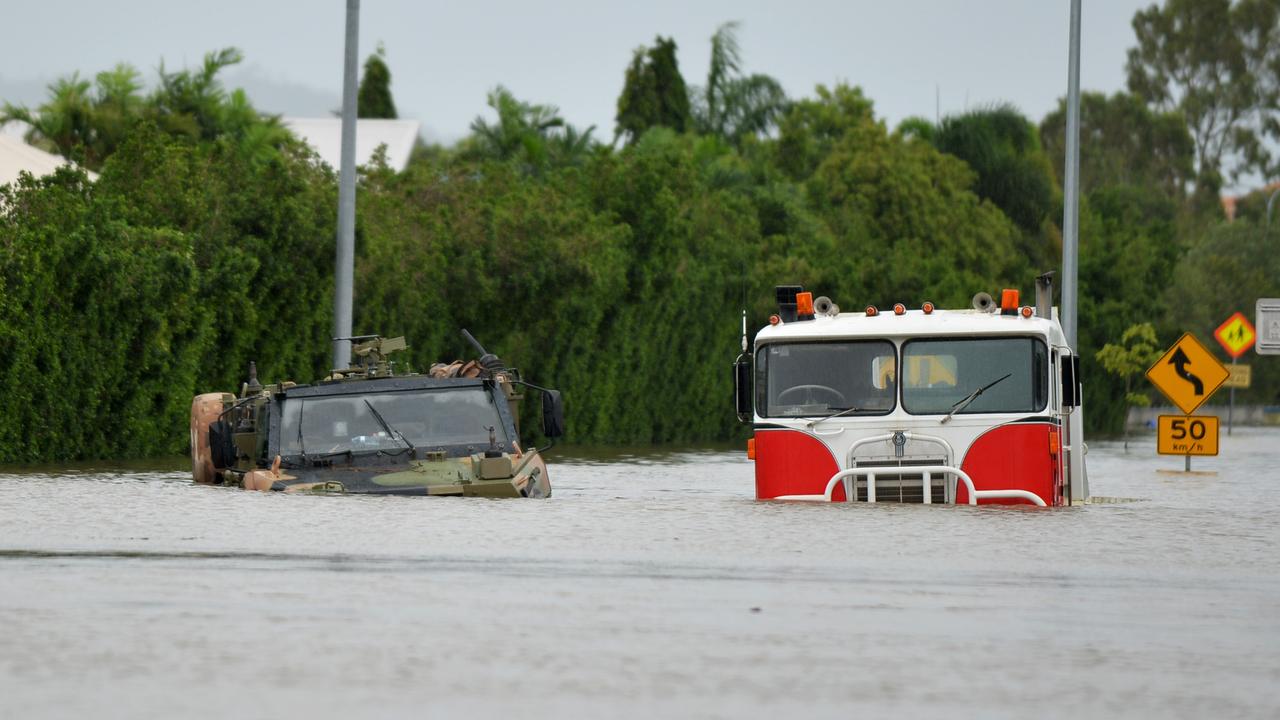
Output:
[
  {"left": 1145, "top": 333, "right": 1228, "bottom": 415},
  {"left": 1213, "top": 311, "right": 1256, "bottom": 358}
]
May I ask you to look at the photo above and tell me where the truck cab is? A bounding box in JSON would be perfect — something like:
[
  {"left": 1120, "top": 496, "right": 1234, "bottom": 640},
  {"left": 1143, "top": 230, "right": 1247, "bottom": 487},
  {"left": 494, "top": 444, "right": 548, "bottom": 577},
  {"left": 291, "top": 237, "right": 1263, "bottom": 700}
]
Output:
[{"left": 735, "top": 279, "right": 1087, "bottom": 506}]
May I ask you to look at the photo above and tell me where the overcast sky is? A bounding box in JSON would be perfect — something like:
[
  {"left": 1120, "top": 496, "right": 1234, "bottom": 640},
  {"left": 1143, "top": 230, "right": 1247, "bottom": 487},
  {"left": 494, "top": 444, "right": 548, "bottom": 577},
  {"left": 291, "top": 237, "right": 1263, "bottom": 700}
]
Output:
[{"left": 1, "top": 1, "right": 1152, "bottom": 144}]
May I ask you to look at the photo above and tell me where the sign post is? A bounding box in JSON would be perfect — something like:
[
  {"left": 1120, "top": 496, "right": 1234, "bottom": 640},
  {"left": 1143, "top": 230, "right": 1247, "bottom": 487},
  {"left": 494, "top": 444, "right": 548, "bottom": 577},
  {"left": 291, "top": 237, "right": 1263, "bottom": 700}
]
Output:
[
  {"left": 1213, "top": 312, "right": 1256, "bottom": 436},
  {"left": 1228, "top": 357, "right": 1237, "bottom": 436},
  {"left": 1146, "top": 333, "right": 1228, "bottom": 471}
]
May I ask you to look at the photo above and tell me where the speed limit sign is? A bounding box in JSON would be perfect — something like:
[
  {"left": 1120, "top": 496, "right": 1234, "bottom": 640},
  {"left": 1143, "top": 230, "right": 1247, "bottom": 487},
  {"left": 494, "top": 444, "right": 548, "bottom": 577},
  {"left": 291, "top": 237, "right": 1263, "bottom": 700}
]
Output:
[{"left": 1157, "top": 415, "right": 1219, "bottom": 456}]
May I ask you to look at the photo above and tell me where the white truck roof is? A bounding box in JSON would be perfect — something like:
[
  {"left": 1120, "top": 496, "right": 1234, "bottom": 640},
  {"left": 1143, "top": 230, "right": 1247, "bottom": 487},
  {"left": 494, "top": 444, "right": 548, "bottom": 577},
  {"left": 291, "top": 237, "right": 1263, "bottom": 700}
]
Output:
[{"left": 755, "top": 307, "right": 1067, "bottom": 346}]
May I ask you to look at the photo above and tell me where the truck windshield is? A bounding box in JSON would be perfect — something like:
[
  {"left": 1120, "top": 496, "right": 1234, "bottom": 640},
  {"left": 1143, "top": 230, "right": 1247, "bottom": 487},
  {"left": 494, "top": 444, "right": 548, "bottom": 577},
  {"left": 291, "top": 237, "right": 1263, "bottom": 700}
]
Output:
[
  {"left": 278, "top": 387, "right": 508, "bottom": 457},
  {"left": 755, "top": 341, "right": 896, "bottom": 417},
  {"left": 901, "top": 337, "right": 1048, "bottom": 415}
]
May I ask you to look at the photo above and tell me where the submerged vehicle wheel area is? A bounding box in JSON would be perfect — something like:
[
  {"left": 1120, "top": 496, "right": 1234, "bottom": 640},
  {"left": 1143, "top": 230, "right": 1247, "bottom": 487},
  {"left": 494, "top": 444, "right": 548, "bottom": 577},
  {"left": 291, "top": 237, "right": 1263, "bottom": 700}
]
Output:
[
  {"left": 190, "top": 333, "right": 564, "bottom": 498},
  {"left": 735, "top": 275, "right": 1088, "bottom": 507}
]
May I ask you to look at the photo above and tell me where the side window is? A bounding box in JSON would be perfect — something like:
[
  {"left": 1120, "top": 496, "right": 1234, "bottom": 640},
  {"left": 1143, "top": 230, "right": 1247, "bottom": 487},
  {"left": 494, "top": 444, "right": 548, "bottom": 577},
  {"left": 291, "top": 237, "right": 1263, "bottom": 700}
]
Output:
[
  {"left": 754, "top": 347, "right": 770, "bottom": 414},
  {"left": 1033, "top": 342, "right": 1049, "bottom": 410}
]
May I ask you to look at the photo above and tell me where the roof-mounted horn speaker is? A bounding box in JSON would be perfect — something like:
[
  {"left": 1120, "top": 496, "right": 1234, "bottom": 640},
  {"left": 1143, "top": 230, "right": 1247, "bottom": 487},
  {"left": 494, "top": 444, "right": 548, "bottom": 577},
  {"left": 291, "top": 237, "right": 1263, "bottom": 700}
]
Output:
[
  {"left": 814, "top": 296, "right": 839, "bottom": 316},
  {"left": 972, "top": 291, "right": 995, "bottom": 312}
]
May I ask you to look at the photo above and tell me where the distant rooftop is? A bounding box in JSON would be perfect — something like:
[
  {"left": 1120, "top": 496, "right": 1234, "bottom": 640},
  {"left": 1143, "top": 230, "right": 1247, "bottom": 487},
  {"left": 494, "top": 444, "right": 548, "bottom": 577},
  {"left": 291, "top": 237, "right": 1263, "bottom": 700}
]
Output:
[
  {"left": 282, "top": 118, "right": 421, "bottom": 173},
  {"left": 1222, "top": 182, "right": 1280, "bottom": 222},
  {"left": 0, "top": 123, "right": 97, "bottom": 186}
]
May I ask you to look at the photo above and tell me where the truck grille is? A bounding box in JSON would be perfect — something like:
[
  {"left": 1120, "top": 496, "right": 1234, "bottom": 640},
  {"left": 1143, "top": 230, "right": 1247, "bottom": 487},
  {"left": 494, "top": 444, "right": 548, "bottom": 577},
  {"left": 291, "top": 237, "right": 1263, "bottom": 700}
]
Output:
[{"left": 850, "top": 457, "right": 948, "bottom": 503}]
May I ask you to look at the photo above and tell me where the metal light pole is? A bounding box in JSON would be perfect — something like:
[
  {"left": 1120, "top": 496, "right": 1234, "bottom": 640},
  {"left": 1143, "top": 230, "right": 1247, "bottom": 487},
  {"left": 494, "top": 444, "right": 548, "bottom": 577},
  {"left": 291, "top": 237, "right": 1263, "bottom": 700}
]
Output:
[
  {"left": 332, "top": 0, "right": 360, "bottom": 370},
  {"left": 1061, "top": 0, "right": 1088, "bottom": 503},
  {"left": 1062, "top": 0, "right": 1082, "bottom": 352}
]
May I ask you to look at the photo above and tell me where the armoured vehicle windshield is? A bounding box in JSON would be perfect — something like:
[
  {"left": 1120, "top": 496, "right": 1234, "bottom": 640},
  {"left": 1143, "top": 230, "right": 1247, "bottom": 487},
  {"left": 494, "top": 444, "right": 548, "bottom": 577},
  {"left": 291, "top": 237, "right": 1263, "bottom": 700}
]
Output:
[{"left": 278, "top": 386, "right": 510, "bottom": 458}]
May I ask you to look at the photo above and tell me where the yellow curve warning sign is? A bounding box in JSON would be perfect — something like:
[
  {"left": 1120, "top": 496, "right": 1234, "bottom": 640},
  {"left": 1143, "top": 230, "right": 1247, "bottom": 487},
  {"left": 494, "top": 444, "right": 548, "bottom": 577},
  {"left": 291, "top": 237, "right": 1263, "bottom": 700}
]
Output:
[
  {"left": 1145, "top": 333, "right": 1228, "bottom": 415},
  {"left": 1157, "top": 415, "right": 1219, "bottom": 456}
]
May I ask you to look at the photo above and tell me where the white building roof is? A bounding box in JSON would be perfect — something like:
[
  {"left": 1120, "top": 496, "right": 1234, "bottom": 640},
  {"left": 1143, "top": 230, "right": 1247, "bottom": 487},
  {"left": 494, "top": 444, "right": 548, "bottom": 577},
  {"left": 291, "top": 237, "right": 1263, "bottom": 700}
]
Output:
[
  {"left": 0, "top": 127, "right": 98, "bottom": 186},
  {"left": 282, "top": 117, "right": 420, "bottom": 173}
]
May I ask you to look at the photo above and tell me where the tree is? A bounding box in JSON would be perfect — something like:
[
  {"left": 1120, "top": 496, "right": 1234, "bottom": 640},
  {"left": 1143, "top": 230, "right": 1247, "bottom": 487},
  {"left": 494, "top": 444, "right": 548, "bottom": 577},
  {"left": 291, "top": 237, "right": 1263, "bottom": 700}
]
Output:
[
  {"left": 773, "top": 84, "right": 875, "bottom": 180},
  {"left": 148, "top": 48, "right": 292, "bottom": 165},
  {"left": 614, "top": 37, "right": 691, "bottom": 144},
  {"left": 1075, "top": 184, "right": 1184, "bottom": 433},
  {"left": 1, "top": 66, "right": 143, "bottom": 170},
  {"left": 547, "top": 123, "right": 599, "bottom": 167},
  {"left": 1126, "top": 0, "right": 1280, "bottom": 195},
  {"left": 0, "top": 118, "right": 337, "bottom": 462},
  {"left": 0, "top": 166, "right": 206, "bottom": 461},
  {"left": 464, "top": 86, "right": 595, "bottom": 171},
  {"left": 929, "top": 104, "right": 1058, "bottom": 272},
  {"left": 692, "top": 22, "right": 789, "bottom": 145},
  {"left": 3, "top": 48, "right": 291, "bottom": 172},
  {"left": 2, "top": 74, "right": 95, "bottom": 163},
  {"left": 1162, "top": 220, "right": 1280, "bottom": 404},
  {"left": 931, "top": 104, "right": 1056, "bottom": 237},
  {"left": 1095, "top": 323, "right": 1163, "bottom": 448},
  {"left": 91, "top": 64, "right": 146, "bottom": 160},
  {"left": 150, "top": 47, "right": 246, "bottom": 141},
  {"left": 896, "top": 116, "right": 936, "bottom": 143},
  {"left": 1040, "top": 91, "right": 1194, "bottom": 201},
  {"left": 1231, "top": 182, "right": 1280, "bottom": 222},
  {"left": 796, "top": 88, "right": 1026, "bottom": 308},
  {"left": 357, "top": 43, "right": 398, "bottom": 119}
]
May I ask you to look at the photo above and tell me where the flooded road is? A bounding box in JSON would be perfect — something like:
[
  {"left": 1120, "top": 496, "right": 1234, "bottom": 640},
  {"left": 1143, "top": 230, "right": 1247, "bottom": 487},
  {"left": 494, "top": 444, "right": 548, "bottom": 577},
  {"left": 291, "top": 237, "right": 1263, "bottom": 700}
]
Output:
[{"left": 2, "top": 429, "right": 1278, "bottom": 719}]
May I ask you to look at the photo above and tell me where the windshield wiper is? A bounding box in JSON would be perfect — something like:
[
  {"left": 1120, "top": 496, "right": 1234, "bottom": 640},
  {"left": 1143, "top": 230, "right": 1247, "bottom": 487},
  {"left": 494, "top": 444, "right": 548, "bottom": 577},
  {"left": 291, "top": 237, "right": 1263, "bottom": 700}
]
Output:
[
  {"left": 807, "top": 405, "right": 860, "bottom": 428},
  {"left": 295, "top": 399, "right": 308, "bottom": 463},
  {"left": 941, "top": 373, "right": 1012, "bottom": 424},
  {"left": 363, "top": 398, "right": 416, "bottom": 455}
]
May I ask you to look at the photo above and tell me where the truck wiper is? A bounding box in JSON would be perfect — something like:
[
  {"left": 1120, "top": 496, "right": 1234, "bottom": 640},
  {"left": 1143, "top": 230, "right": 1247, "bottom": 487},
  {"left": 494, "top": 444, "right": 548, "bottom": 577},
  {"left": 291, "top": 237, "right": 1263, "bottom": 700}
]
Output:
[
  {"left": 363, "top": 398, "right": 416, "bottom": 455},
  {"left": 808, "top": 405, "right": 860, "bottom": 428},
  {"left": 941, "top": 373, "right": 1012, "bottom": 424}
]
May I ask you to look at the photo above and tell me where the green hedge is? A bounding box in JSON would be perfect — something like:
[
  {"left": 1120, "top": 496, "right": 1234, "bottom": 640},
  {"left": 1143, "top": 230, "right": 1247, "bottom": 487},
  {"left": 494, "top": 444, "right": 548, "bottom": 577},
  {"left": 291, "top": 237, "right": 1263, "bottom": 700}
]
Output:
[
  {"left": 0, "top": 126, "right": 336, "bottom": 462},
  {"left": 2, "top": 92, "right": 1200, "bottom": 462}
]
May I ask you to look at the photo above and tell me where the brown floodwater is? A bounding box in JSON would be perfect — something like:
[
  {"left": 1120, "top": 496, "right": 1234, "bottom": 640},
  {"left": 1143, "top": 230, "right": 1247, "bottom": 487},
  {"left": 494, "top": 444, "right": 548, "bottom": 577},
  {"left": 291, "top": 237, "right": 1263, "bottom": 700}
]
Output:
[{"left": 1, "top": 429, "right": 1278, "bottom": 718}]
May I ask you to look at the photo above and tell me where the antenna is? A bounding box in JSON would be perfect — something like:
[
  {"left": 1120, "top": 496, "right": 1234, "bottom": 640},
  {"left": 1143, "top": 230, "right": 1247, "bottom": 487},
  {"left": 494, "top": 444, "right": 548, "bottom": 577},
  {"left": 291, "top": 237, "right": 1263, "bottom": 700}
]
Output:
[
  {"left": 733, "top": 274, "right": 752, "bottom": 424},
  {"left": 738, "top": 259, "right": 749, "bottom": 354}
]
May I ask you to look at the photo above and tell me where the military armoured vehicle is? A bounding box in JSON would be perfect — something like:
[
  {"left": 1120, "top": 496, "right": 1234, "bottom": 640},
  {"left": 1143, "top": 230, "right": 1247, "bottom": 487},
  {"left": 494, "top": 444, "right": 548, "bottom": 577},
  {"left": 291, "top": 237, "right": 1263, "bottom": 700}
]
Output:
[{"left": 189, "top": 332, "right": 564, "bottom": 497}]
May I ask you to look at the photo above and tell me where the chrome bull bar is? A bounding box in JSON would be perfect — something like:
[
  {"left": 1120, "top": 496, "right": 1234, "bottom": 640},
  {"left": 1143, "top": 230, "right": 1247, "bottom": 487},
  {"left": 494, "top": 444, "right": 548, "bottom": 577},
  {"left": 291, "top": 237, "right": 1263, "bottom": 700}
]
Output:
[{"left": 775, "top": 464, "right": 1047, "bottom": 507}]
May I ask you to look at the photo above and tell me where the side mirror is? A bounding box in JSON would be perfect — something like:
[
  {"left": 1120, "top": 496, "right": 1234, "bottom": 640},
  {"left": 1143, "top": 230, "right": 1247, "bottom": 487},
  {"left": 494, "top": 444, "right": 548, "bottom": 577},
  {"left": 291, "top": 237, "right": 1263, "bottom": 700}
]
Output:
[
  {"left": 1061, "top": 355, "right": 1081, "bottom": 407},
  {"left": 734, "top": 357, "right": 752, "bottom": 422},
  {"left": 541, "top": 389, "right": 565, "bottom": 438}
]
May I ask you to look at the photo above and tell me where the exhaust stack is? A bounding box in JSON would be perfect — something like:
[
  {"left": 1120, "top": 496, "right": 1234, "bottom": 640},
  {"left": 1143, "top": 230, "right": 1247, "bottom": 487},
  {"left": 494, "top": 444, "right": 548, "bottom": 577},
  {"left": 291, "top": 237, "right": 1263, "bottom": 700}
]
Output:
[
  {"left": 775, "top": 285, "right": 803, "bottom": 323},
  {"left": 1035, "top": 271, "right": 1054, "bottom": 320}
]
